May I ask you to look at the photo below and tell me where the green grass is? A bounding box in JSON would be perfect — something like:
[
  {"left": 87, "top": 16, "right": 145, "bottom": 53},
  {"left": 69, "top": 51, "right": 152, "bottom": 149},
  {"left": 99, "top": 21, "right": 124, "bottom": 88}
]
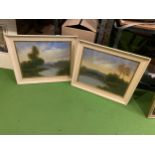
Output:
[{"left": 0, "top": 68, "right": 155, "bottom": 135}]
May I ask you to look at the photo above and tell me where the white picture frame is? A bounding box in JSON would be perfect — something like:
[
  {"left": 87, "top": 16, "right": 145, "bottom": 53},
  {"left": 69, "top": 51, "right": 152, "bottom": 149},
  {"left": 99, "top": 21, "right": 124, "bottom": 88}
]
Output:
[
  {"left": 5, "top": 35, "right": 77, "bottom": 84},
  {"left": 71, "top": 40, "right": 151, "bottom": 105}
]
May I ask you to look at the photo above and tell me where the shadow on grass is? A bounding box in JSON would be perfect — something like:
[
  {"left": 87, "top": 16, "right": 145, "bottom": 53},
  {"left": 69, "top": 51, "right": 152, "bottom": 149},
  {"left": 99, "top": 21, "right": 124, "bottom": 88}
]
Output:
[{"left": 133, "top": 89, "right": 154, "bottom": 117}]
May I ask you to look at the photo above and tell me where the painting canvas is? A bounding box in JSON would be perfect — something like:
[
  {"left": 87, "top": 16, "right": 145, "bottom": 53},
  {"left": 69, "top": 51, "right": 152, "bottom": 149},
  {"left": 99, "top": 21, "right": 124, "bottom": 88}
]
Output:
[
  {"left": 15, "top": 41, "right": 71, "bottom": 78},
  {"left": 78, "top": 48, "right": 139, "bottom": 96},
  {"left": 72, "top": 41, "right": 150, "bottom": 105},
  {"left": 0, "top": 26, "right": 8, "bottom": 52},
  {"left": 5, "top": 35, "right": 77, "bottom": 84}
]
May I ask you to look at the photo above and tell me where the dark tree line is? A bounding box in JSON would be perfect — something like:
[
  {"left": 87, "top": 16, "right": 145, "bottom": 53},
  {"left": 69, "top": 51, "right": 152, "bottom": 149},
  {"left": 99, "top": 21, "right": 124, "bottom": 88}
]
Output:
[{"left": 21, "top": 46, "right": 45, "bottom": 77}]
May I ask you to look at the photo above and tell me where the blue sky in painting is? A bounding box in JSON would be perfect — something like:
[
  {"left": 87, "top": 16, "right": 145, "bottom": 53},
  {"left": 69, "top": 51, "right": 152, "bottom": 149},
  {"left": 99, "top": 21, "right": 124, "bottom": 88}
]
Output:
[
  {"left": 83, "top": 48, "right": 139, "bottom": 69},
  {"left": 15, "top": 41, "right": 70, "bottom": 53}
]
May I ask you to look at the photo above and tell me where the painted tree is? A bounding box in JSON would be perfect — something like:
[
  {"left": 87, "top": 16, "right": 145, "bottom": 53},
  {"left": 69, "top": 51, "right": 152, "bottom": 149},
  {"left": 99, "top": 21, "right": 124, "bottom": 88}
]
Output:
[
  {"left": 28, "top": 46, "right": 39, "bottom": 59},
  {"left": 124, "top": 66, "right": 131, "bottom": 77},
  {"left": 21, "top": 46, "right": 45, "bottom": 77},
  {"left": 28, "top": 46, "right": 44, "bottom": 66},
  {"left": 117, "top": 64, "right": 131, "bottom": 80},
  {"left": 118, "top": 64, "right": 125, "bottom": 79}
]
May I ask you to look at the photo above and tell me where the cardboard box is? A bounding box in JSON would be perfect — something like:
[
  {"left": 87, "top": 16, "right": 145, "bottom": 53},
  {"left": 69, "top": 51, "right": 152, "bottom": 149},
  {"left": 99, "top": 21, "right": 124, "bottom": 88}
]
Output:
[{"left": 62, "top": 19, "right": 98, "bottom": 42}]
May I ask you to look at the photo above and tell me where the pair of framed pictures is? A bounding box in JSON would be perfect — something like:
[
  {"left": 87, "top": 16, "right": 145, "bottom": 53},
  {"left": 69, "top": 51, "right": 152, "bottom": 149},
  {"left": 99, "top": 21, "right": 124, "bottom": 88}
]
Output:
[
  {"left": 0, "top": 20, "right": 17, "bottom": 69},
  {"left": 5, "top": 35, "right": 150, "bottom": 105}
]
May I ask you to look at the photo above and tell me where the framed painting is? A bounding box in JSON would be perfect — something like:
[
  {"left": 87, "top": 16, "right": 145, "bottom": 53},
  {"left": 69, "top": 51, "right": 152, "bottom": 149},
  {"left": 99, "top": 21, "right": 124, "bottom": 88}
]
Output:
[
  {"left": 71, "top": 40, "right": 151, "bottom": 105},
  {"left": 0, "top": 19, "right": 17, "bottom": 69},
  {"left": 5, "top": 35, "right": 77, "bottom": 84},
  {"left": 148, "top": 96, "right": 155, "bottom": 118}
]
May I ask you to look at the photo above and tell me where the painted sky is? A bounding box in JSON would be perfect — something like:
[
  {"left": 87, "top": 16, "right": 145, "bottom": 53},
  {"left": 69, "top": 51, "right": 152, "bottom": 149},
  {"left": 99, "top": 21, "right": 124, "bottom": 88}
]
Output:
[
  {"left": 15, "top": 41, "right": 71, "bottom": 63},
  {"left": 81, "top": 48, "right": 139, "bottom": 82}
]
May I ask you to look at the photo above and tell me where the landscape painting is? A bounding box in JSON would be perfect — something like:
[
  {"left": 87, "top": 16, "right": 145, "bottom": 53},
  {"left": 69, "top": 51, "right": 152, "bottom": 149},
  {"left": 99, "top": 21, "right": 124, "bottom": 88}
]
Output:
[
  {"left": 15, "top": 41, "right": 71, "bottom": 78},
  {"left": 0, "top": 26, "right": 8, "bottom": 52},
  {"left": 78, "top": 48, "right": 139, "bottom": 96}
]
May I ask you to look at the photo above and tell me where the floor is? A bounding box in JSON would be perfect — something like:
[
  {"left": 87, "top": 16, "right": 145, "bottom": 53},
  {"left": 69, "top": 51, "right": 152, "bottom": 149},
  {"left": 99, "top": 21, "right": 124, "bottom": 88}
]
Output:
[{"left": 0, "top": 68, "right": 155, "bottom": 135}]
